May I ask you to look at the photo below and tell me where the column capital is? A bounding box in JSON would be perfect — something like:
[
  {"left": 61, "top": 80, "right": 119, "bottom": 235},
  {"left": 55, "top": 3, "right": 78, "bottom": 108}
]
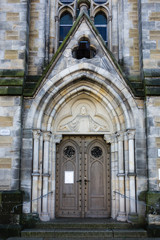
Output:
[
  {"left": 55, "top": 16, "right": 59, "bottom": 22},
  {"left": 116, "top": 131, "right": 124, "bottom": 141},
  {"left": 108, "top": 15, "right": 112, "bottom": 22},
  {"left": 33, "top": 129, "right": 41, "bottom": 140},
  {"left": 43, "top": 131, "right": 52, "bottom": 142},
  {"left": 52, "top": 134, "right": 62, "bottom": 144},
  {"left": 126, "top": 129, "right": 135, "bottom": 140},
  {"left": 104, "top": 134, "right": 116, "bottom": 144}
]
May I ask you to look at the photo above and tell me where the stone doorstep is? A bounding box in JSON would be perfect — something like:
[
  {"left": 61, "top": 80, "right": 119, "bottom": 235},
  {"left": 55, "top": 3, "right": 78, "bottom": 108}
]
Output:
[
  {"left": 21, "top": 228, "right": 147, "bottom": 238},
  {"left": 21, "top": 229, "right": 113, "bottom": 238},
  {"left": 6, "top": 238, "right": 160, "bottom": 240},
  {"left": 34, "top": 222, "right": 134, "bottom": 229}
]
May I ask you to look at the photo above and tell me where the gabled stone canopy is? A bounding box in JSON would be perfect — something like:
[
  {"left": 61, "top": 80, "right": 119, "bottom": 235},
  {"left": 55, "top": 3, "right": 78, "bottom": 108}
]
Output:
[
  {"left": 24, "top": 11, "right": 139, "bottom": 133},
  {"left": 25, "top": 12, "right": 133, "bottom": 98}
]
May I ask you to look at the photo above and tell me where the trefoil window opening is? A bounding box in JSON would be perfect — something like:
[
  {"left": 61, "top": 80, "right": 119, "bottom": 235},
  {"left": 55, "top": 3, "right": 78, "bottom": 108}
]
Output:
[{"left": 72, "top": 38, "right": 96, "bottom": 59}]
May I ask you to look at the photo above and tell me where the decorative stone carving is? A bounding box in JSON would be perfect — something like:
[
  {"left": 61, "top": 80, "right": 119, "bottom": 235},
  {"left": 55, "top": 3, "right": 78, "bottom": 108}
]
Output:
[
  {"left": 104, "top": 134, "right": 116, "bottom": 144},
  {"left": 126, "top": 129, "right": 135, "bottom": 140},
  {"left": 52, "top": 134, "right": 63, "bottom": 144},
  {"left": 33, "top": 130, "right": 41, "bottom": 140},
  {"left": 43, "top": 131, "right": 52, "bottom": 142},
  {"left": 58, "top": 106, "right": 108, "bottom": 132}
]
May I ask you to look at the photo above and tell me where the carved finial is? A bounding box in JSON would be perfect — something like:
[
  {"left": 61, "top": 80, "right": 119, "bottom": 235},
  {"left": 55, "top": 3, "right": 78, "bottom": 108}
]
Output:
[{"left": 77, "top": 0, "right": 90, "bottom": 15}]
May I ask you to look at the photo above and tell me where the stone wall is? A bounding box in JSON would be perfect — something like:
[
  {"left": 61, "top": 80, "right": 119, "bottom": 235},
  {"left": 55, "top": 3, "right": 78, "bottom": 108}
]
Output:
[
  {"left": 28, "top": 0, "right": 57, "bottom": 75},
  {"left": 0, "top": 0, "right": 28, "bottom": 71},
  {"left": 116, "top": 0, "right": 140, "bottom": 77},
  {"left": 0, "top": 96, "right": 22, "bottom": 190},
  {"left": 141, "top": 0, "right": 160, "bottom": 75},
  {"left": 146, "top": 97, "right": 160, "bottom": 191}
]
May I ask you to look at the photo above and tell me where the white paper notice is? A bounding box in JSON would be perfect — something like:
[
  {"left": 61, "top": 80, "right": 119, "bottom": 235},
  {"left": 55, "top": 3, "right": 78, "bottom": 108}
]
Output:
[{"left": 65, "top": 171, "right": 74, "bottom": 184}]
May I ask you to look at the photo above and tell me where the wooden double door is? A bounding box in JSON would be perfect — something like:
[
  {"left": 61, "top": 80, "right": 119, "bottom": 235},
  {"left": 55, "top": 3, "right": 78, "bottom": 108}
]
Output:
[{"left": 56, "top": 135, "right": 111, "bottom": 218}]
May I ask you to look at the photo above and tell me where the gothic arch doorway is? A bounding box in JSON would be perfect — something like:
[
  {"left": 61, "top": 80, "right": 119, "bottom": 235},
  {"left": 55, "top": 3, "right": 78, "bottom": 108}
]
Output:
[
  {"left": 56, "top": 135, "right": 111, "bottom": 218},
  {"left": 24, "top": 67, "right": 138, "bottom": 221}
]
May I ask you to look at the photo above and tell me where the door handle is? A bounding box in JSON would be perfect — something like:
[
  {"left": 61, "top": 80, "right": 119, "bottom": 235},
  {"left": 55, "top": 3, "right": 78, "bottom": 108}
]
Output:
[
  {"left": 77, "top": 179, "right": 82, "bottom": 184},
  {"left": 84, "top": 178, "right": 90, "bottom": 185}
]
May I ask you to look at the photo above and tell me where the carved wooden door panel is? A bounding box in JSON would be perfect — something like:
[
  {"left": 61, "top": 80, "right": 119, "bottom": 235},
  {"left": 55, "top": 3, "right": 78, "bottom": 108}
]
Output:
[
  {"left": 56, "top": 135, "right": 110, "bottom": 218},
  {"left": 56, "top": 136, "right": 81, "bottom": 217},
  {"left": 85, "top": 139, "right": 110, "bottom": 217}
]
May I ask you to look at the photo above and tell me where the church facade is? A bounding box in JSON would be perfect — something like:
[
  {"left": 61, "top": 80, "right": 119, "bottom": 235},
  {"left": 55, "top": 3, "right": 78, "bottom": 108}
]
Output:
[{"left": 0, "top": 0, "right": 160, "bottom": 225}]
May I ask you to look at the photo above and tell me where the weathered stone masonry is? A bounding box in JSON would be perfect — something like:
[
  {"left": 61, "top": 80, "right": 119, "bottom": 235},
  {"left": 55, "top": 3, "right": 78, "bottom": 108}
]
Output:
[{"left": 0, "top": 0, "right": 160, "bottom": 226}]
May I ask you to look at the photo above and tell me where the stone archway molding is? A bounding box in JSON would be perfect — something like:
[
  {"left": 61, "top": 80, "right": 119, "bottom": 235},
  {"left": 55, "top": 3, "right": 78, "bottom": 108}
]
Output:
[{"left": 24, "top": 63, "right": 138, "bottom": 221}]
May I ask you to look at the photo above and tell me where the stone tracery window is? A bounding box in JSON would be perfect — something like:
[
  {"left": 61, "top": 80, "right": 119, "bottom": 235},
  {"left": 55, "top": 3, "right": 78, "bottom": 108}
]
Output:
[
  {"left": 94, "top": 0, "right": 107, "bottom": 3},
  {"left": 59, "top": 12, "right": 73, "bottom": 45},
  {"left": 94, "top": 11, "right": 108, "bottom": 45},
  {"left": 60, "top": 0, "right": 74, "bottom": 3}
]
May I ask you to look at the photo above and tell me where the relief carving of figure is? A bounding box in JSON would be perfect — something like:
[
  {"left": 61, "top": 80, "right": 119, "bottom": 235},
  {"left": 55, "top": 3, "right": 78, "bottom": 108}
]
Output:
[{"left": 59, "top": 106, "right": 108, "bottom": 132}]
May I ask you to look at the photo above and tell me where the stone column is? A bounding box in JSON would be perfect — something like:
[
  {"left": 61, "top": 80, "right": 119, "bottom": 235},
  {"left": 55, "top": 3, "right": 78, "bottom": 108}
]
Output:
[
  {"left": 127, "top": 129, "right": 137, "bottom": 215},
  {"left": 32, "top": 130, "right": 41, "bottom": 213},
  {"left": 55, "top": 16, "right": 59, "bottom": 52},
  {"left": 116, "top": 132, "right": 126, "bottom": 221},
  {"left": 50, "top": 134, "right": 62, "bottom": 219},
  {"left": 124, "top": 132, "right": 129, "bottom": 214},
  {"left": 104, "top": 134, "right": 118, "bottom": 218},
  {"left": 44, "top": 0, "right": 50, "bottom": 65},
  {"left": 108, "top": 15, "right": 112, "bottom": 50},
  {"left": 41, "top": 131, "right": 52, "bottom": 221}
]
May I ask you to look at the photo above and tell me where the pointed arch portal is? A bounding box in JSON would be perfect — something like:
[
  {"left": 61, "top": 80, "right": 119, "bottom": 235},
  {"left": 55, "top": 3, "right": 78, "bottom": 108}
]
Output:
[{"left": 23, "top": 63, "right": 138, "bottom": 221}]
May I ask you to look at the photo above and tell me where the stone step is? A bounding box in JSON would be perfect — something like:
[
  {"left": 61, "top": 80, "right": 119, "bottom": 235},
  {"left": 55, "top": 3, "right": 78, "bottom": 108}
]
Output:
[
  {"left": 7, "top": 238, "right": 160, "bottom": 240},
  {"left": 34, "top": 219, "right": 135, "bottom": 229},
  {"left": 21, "top": 228, "right": 147, "bottom": 238}
]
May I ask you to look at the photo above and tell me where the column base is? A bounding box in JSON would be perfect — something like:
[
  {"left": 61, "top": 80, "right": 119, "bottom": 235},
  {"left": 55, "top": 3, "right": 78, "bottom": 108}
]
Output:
[
  {"left": 128, "top": 213, "right": 138, "bottom": 223},
  {"left": 40, "top": 212, "right": 50, "bottom": 221},
  {"left": 117, "top": 212, "right": 127, "bottom": 222}
]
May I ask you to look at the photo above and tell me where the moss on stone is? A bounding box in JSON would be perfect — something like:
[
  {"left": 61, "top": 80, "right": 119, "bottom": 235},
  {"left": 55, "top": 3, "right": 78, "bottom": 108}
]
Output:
[
  {"left": 0, "top": 86, "right": 22, "bottom": 95},
  {"left": 138, "top": 191, "right": 147, "bottom": 202},
  {"left": 0, "top": 70, "right": 24, "bottom": 77},
  {"left": 145, "top": 78, "right": 160, "bottom": 86},
  {"left": 144, "top": 69, "right": 160, "bottom": 78},
  {"left": 0, "top": 78, "right": 23, "bottom": 86},
  {"left": 146, "top": 87, "right": 160, "bottom": 96},
  {"left": 21, "top": 213, "right": 40, "bottom": 228},
  {"left": 127, "top": 75, "right": 142, "bottom": 82},
  {"left": 146, "top": 191, "right": 160, "bottom": 214}
]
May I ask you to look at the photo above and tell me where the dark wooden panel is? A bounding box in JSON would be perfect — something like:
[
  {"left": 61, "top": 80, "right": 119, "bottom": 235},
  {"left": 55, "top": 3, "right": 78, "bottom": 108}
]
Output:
[
  {"left": 56, "top": 137, "right": 81, "bottom": 217},
  {"left": 56, "top": 135, "right": 111, "bottom": 218}
]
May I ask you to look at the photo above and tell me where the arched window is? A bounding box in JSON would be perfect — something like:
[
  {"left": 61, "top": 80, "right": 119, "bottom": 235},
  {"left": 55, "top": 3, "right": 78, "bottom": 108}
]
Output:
[
  {"left": 60, "top": 0, "right": 74, "bottom": 3},
  {"left": 94, "top": 12, "right": 107, "bottom": 45},
  {"left": 59, "top": 12, "right": 73, "bottom": 45},
  {"left": 94, "top": 0, "right": 107, "bottom": 3}
]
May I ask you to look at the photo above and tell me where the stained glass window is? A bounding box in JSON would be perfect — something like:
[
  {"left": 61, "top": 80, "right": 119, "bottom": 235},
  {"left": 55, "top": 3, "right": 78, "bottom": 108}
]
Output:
[
  {"left": 94, "top": 0, "right": 107, "bottom": 3},
  {"left": 60, "top": 0, "right": 74, "bottom": 4},
  {"left": 94, "top": 12, "right": 107, "bottom": 45},
  {"left": 59, "top": 12, "right": 73, "bottom": 44}
]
